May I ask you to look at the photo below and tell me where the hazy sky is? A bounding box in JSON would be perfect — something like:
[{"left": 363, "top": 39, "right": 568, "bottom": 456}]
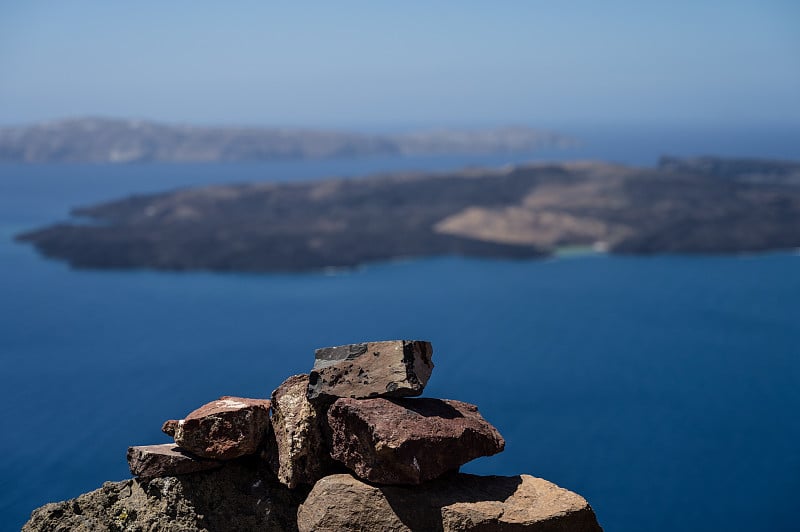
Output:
[{"left": 1, "top": 1, "right": 798, "bottom": 128}]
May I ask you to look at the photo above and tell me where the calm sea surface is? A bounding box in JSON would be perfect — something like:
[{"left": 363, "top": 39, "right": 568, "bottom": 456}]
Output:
[{"left": 1, "top": 127, "right": 799, "bottom": 531}]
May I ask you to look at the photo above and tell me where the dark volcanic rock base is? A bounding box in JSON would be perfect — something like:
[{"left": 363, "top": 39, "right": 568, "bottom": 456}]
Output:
[
  {"left": 297, "top": 473, "right": 603, "bottom": 532},
  {"left": 23, "top": 459, "right": 304, "bottom": 532},
  {"left": 328, "top": 397, "right": 505, "bottom": 484},
  {"left": 127, "top": 444, "right": 222, "bottom": 478}
]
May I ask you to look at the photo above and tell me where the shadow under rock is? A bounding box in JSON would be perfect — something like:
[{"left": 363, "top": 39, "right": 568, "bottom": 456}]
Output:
[
  {"left": 379, "top": 472, "right": 522, "bottom": 531},
  {"left": 388, "top": 398, "right": 466, "bottom": 419},
  {"left": 142, "top": 456, "right": 308, "bottom": 532}
]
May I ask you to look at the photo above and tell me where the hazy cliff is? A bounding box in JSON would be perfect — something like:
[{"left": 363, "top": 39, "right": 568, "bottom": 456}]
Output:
[{"left": 0, "top": 118, "right": 571, "bottom": 163}]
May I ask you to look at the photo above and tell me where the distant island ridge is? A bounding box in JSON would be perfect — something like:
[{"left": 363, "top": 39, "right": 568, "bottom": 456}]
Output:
[
  {"left": 0, "top": 117, "right": 573, "bottom": 163},
  {"left": 16, "top": 156, "right": 800, "bottom": 272}
]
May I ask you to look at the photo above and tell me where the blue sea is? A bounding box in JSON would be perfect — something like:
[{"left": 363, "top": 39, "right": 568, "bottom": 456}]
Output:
[{"left": 1, "top": 126, "right": 799, "bottom": 531}]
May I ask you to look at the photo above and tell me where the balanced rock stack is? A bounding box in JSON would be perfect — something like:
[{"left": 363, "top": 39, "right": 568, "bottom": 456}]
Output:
[{"left": 24, "top": 340, "right": 603, "bottom": 532}]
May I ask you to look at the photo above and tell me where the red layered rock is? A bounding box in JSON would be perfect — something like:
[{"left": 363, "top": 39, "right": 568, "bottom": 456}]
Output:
[
  {"left": 266, "top": 374, "right": 335, "bottom": 488},
  {"left": 127, "top": 444, "right": 222, "bottom": 478},
  {"left": 327, "top": 397, "right": 505, "bottom": 484},
  {"left": 307, "top": 340, "right": 434, "bottom": 402},
  {"left": 162, "top": 396, "right": 271, "bottom": 460}
]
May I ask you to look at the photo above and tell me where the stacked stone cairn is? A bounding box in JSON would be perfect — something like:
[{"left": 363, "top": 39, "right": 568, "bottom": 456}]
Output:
[{"left": 122, "top": 340, "right": 602, "bottom": 531}]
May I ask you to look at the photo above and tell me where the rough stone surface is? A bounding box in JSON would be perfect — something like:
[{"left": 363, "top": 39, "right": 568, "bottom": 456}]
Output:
[
  {"left": 266, "top": 374, "right": 336, "bottom": 488},
  {"left": 307, "top": 340, "right": 434, "bottom": 402},
  {"left": 163, "top": 396, "right": 271, "bottom": 460},
  {"left": 162, "top": 419, "right": 179, "bottom": 437},
  {"left": 327, "top": 397, "right": 505, "bottom": 484},
  {"left": 127, "top": 444, "right": 222, "bottom": 478},
  {"left": 23, "top": 458, "right": 305, "bottom": 532},
  {"left": 297, "top": 472, "right": 603, "bottom": 532}
]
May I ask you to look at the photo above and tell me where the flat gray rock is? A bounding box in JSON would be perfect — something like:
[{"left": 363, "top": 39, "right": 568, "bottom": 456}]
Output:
[
  {"left": 297, "top": 473, "right": 604, "bottom": 531},
  {"left": 127, "top": 444, "right": 221, "bottom": 478},
  {"left": 327, "top": 397, "right": 504, "bottom": 484},
  {"left": 307, "top": 340, "right": 434, "bottom": 402}
]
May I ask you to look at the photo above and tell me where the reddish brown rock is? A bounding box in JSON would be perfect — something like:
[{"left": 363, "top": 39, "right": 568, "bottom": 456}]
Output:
[
  {"left": 127, "top": 444, "right": 222, "bottom": 478},
  {"left": 297, "top": 473, "right": 603, "bottom": 532},
  {"left": 163, "top": 396, "right": 271, "bottom": 460},
  {"left": 307, "top": 340, "right": 434, "bottom": 402},
  {"left": 162, "top": 419, "right": 179, "bottom": 436},
  {"left": 266, "top": 374, "right": 335, "bottom": 488},
  {"left": 327, "top": 397, "right": 505, "bottom": 484}
]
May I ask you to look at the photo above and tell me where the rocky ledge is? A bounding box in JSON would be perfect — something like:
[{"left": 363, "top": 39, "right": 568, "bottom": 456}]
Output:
[
  {"left": 16, "top": 156, "right": 800, "bottom": 272},
  {"left": 24, "top": 340, "right": 603, "bottom": 531}
]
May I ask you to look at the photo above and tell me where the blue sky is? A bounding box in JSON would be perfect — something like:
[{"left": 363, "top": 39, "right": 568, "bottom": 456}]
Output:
[{"left": 1, "top": 1, "right": 798, "bottom": 128}]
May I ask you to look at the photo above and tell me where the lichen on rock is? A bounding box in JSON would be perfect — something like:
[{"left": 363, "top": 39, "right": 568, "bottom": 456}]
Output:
[{"left": 265, "top": 374, "right": 336, "bottom": 488}]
